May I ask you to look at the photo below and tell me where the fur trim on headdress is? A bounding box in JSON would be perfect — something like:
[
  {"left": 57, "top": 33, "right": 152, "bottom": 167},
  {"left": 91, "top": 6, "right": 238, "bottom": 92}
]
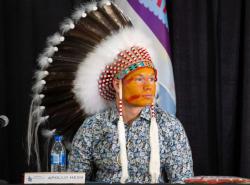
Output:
[
  {"left": 117, "top": 80, "right": 129, "bottom": 183},
  {"left": 73, "top": 27, "right": 156, "bottom": 115},
  {"left": 149, "top": 105, "right": 160, "bottom": 183}
]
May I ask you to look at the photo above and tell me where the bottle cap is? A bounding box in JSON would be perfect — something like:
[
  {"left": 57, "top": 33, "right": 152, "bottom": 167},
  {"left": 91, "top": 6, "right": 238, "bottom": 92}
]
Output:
[{"left": 54, "top": 135, "right": 63, "bottom": 142}]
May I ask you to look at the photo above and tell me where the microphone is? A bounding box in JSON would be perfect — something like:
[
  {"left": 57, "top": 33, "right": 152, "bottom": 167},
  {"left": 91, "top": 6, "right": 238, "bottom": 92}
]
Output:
[{"left": 0, "top": 115, "right": 9, "bottom": 128}]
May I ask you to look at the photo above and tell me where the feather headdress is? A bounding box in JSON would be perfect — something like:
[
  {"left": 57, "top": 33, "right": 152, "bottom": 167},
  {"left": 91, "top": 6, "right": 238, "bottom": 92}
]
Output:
[{"left": 27, "top": 0, "right": 160, "bottom": 183}]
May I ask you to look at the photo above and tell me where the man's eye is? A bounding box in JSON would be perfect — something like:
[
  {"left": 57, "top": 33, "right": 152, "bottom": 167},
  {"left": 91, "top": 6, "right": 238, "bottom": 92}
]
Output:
[
  {"left": 149, "top": 77, "right": 155, "bottom": 82},
  {"left": 135, "top": 77, "right": 143, "bottom": 82}
]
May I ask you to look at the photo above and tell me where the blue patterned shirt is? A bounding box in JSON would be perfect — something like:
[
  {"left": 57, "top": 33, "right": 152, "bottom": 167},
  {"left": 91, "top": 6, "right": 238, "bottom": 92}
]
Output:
[{"left": 68, "top": 105, "right": 193, "bottom": 183}]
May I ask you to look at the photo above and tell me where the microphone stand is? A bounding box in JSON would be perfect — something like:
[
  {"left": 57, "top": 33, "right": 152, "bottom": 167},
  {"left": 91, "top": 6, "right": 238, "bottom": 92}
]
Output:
[
  {"left": 0, "top": 115, "right": 9, "bottom": 183},
  {"left": 0, "top": 179, "right": 8, "bottom": 184}
]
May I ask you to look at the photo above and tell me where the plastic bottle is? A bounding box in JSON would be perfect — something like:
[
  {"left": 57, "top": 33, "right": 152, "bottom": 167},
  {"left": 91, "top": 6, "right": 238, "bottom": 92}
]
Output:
[{"left": 50, "top": 135, "right": 66, "bottom": 172}]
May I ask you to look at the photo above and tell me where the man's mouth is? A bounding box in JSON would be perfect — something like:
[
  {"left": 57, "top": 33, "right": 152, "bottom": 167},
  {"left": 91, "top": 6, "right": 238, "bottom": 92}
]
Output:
[{"left": 143, "top": 95, "right": 154, "bottom": 99}]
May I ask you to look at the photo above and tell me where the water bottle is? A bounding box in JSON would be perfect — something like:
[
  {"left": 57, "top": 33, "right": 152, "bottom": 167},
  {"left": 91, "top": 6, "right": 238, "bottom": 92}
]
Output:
[{"left": 50, "top": 135, "right": 66, "bottom": 172}]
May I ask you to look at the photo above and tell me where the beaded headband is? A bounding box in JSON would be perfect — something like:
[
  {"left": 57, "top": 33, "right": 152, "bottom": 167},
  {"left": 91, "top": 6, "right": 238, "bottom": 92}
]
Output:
[{"left": 98, "top": 46, "right": 156, "bottom": 101}]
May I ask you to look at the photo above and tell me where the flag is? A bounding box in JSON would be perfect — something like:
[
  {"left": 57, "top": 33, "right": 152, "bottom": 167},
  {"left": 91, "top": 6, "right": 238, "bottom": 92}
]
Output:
[{"left": 115, "top": 0, "right": 176, "bottom": 115}]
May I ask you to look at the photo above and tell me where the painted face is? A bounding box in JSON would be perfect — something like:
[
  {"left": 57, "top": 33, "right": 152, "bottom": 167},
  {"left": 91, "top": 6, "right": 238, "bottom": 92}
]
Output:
[{"left": 123, "top": 67, "right": 157, "bottom": 107}]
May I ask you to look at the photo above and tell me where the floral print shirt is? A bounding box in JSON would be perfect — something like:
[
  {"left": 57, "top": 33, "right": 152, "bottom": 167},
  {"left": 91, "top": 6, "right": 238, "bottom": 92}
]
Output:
[{"left": 68, "top": 105, "right": 193, "bottom": 183}]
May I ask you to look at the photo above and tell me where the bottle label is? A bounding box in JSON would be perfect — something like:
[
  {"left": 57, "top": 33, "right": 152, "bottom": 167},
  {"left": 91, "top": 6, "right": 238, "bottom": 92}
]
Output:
[
  {"left": 59, "top": 153, "right": 66, "bottom": 165},
  {"left": 51, "top": 153, "right": 60, "bottom": 165}
]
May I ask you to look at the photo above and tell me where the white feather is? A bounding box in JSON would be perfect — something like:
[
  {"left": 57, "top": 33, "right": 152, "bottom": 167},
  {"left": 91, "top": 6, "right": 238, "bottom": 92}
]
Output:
[
  {"left": 27, "top": 99, "right": 35, "bottom": 165},
  {"left": 39, "top": 94, "right": 45, "bottom": 99},
  {"left": 85, "top": 2, "right": 98, "bottom": 12},
  {"left": 48, "top": 57, "right": 53, "bottom": 63},
  {"left": 38, "top": 56, "right": 50, "bottom": 69},
  {"left": 42, "top": 46, "right": 58, "bottom": 57},
  {"left": 40, "top": 115, "right": 49, "bottom": 123},
  {"left": 99, "top": 0, "right": 111, "bottom": 7},
  {"left": 32, "top": 80, "right": 46, "bottom": 93},
  {"left": 82, "top": 12, "right": 87, "bottom": 18},
  {"left": 60, "top": 18, "right": 75, "bottom": 34},
  {"left": 73, "top": 27, "right": 156, "bottom": 114},
  {"left": 34, "top": 115, "right": 49, "bottom": 171},
  {"left": 32, "top": 106, "right": 46, "bottom": 118},
  {"left": 72, "top": 5, "right": 86, "bottom": 21},
  {"left": 27, "top": 103, "right": 45, "bottom": 165},
  {"left": 41, "top": 129, "right": 56, "bottom": 138},
  {"left": 47, "top": 32, "right": 64, "bottom": 46},
  {"left": 33, "top": 94, "right": 45, "bottom": 105},
  {"left": 35, "top": 70, "right": 49, "bottom": 81}
]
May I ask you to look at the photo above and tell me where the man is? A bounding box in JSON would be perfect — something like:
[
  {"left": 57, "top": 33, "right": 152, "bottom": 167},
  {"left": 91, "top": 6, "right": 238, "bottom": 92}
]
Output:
[
  {"left": 26, "top": 1, "right": 193, "bottom": 179},
  {"left": 68, "top": 46, "right": 193, "bottom": 183}
]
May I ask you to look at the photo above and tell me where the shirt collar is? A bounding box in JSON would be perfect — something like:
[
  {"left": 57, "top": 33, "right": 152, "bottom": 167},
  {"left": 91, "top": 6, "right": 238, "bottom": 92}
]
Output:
[
  {"left": 109, "top": 104, "right": 151, "bottom": 123},
  {"left": 140, "top": 106, "right": 151, "bottom": 121}
]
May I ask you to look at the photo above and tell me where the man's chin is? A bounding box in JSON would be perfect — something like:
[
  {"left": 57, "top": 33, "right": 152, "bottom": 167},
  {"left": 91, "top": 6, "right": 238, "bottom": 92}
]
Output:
[{"left": 127, "top": 100, "right": 154, "bottom": 107}]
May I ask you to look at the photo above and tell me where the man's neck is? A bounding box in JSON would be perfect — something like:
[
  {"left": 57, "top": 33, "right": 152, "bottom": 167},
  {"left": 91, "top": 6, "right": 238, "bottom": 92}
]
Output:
[{"left": 116, "top": 100, "right": 143, "bottom": 124}]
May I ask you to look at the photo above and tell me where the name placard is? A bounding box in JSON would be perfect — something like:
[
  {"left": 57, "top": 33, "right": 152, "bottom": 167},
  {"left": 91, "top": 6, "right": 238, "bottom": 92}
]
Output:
[{"left": 24, "top": 172, "right": 85, "bottom": 184}]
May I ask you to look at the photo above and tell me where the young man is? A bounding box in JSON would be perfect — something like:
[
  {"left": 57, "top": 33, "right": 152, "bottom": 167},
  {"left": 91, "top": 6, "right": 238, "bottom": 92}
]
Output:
[
  {"left": 68, "top": 46, "right": 193, "bottom": 183},
  {"left": 27, "top": 1, "right": 193, "bottom": 180}
]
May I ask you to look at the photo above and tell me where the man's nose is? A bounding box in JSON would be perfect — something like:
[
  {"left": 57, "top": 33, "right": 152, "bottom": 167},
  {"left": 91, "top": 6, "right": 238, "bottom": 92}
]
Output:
[{"left": 143, "top": 82, "right": 153, "bottom": 90}]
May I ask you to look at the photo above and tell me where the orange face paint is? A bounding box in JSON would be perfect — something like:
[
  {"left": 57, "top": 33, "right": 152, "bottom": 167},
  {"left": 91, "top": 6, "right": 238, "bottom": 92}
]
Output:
[{"left": 123, "top": 67, "right": 157, "bottom": 107}]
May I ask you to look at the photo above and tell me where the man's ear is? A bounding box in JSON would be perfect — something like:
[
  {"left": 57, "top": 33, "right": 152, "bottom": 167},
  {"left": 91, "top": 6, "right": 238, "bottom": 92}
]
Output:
[{"left": 113, "top": 78, "right": 120, "bottom": 94}]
